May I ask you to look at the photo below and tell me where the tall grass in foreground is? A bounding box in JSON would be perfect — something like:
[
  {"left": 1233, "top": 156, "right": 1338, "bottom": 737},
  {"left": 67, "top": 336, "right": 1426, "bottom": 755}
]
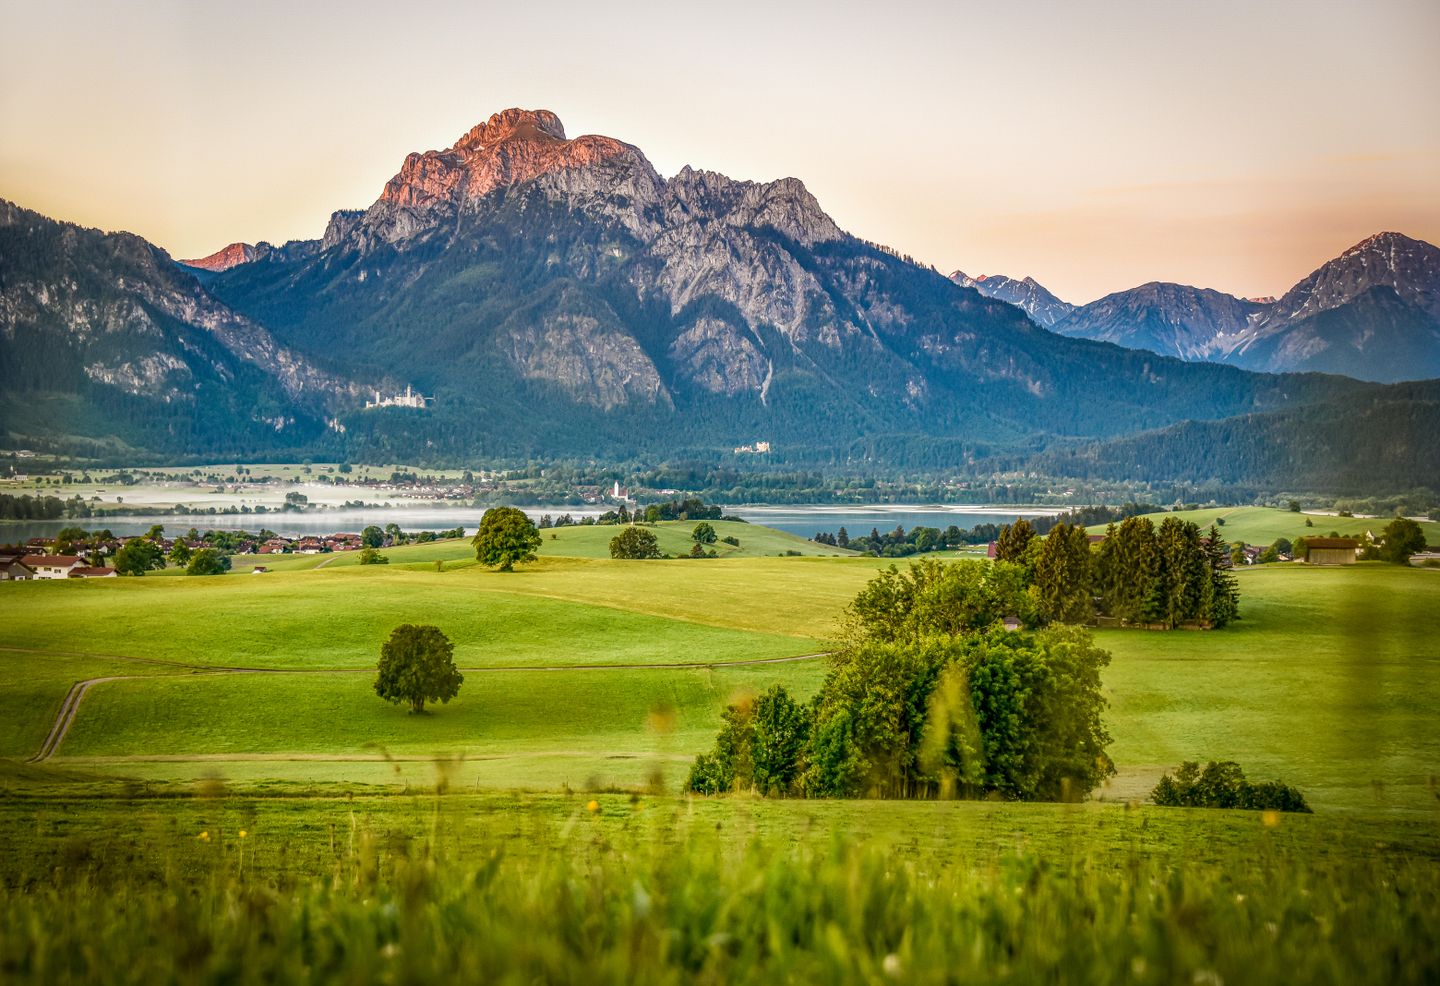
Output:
[{"left": 1, "top": 798, "right": 1435, "bottom": 984}]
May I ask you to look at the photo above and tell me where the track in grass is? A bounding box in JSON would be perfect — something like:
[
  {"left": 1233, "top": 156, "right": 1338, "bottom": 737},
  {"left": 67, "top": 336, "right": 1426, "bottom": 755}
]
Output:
[{"left": 24, "top": 649, "right": 828, "bottom": 763}]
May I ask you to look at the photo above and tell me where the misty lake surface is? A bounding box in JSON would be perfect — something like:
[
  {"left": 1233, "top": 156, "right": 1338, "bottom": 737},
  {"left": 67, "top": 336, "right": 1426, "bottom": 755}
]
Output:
[{"left": 2, "top": 504, "right": 1061, "bottom": 541}]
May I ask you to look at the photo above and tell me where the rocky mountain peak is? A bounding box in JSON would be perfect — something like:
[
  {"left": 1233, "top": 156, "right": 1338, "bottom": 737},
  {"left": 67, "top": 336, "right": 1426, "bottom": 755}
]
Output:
[
  {"left": 949, "top": 270, "right": 1075, "bottom": 328},
  {"left": 665, "top": 168, "right": 842, "bottom": 247},
  {"left": 456, "top": 108, "right": 568, "bottom": 148},
  {"left": 179, "top": 242, "right": 256, "bottom": 272},
  {"left": 377, "top": 108, "right": 647, "bottom": 213},
  {"left": 1267, "top": 231, "right": 1440, "bottom": 324}
]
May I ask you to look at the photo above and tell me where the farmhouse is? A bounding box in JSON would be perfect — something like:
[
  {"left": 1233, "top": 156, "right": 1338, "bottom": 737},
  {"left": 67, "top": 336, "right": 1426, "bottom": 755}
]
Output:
[
  {"left": 1300, "top": 537, "right": 1360, "bottom": 566},
  {"left": 21, "top": 554, "right": 84, "bottom": 579},
  {"left": 0, "top": 554, "right": 36, "bottom": 580},
  {"left": 69, "top": 566, "right": 117, "bottom": 578}
]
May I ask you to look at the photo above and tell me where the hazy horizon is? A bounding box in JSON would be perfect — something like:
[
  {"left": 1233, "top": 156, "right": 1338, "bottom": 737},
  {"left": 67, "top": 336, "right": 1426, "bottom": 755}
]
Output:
[{"left": 2, "top": 0, "right": 1436, "bottom": 304}]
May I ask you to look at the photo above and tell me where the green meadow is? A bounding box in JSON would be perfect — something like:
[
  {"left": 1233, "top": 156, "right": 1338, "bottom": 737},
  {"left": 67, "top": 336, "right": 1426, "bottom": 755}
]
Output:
[
  {"left": 1089, "top": 504, "right": 1440, "bottom": 546},
  {"left": 0, "top": 528, "right": 1435, "bottom": 811},
  {"left": 2, "top": 524, "right": 1437, "bottom": 982},
  {"left": 0, "top": 787, "right": 1435, "bottom": 984}
]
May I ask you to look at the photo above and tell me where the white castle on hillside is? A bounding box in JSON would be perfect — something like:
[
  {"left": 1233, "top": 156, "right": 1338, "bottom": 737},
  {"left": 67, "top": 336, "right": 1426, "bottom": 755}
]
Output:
[{"left": 365, "top": 385, "right": 432, "bottom": 410}]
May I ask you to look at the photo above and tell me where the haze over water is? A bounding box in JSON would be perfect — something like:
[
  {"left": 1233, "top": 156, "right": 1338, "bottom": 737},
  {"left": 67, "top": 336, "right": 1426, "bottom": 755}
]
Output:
[{"left": 0, "top": 504, "right": 1062, "bottom": 541}]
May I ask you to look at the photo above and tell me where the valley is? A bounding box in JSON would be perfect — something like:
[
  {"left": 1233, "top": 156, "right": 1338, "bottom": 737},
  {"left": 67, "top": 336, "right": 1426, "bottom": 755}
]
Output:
[
  {"left": 3, "top": 7, "right": 1437, "bottom": 977},
  {"left": 3, "top": 525, "right": 1436, "bottom": 811}
]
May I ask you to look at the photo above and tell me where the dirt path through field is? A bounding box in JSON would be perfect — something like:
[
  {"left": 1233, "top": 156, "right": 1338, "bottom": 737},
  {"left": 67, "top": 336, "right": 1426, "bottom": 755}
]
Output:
[{"left": 22, "top": 649, "right": 828, "bottom": 763}]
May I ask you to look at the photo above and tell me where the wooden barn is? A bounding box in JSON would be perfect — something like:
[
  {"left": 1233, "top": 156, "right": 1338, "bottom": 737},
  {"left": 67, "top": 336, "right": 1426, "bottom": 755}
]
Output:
[{"left": 1300, "top": 537, "right": 1360, "bottom": 565}]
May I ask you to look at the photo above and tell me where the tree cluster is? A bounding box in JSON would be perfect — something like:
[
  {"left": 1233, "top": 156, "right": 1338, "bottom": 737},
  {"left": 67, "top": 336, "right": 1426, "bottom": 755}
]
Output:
[
  {"left": 1088, "top": 517, "right": 1239, "bottom": 628},
  {"left": 1360, "top": 517, "right": 1429, "bottom": 564},
  {"left": 814, "top": 523, "right": 998, "bottom": 556},
  {"left": 1151, "top": 761, "right": 1311, "bottom": 813},
  {"left": 688, "top": 558, "right": 1115, "bottom": 801},
  {"left": 185, "top": 548, "right": 230, "bottom": 576},
  {"left": 0, "top": 493, "right": 70, "bottom": 520},
  {"left": 811, "top": 504, "right": 1164, "bottom": 558}
]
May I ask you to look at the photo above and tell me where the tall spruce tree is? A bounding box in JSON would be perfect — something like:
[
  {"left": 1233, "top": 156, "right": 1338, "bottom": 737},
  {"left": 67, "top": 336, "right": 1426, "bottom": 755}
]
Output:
[
  {"left": 1101, "top": 516, "right": 1160, "bottom": 624},
  {"left": 995, "top": 519, "right": 1036, "bottom": 563},
  {"left": 1202, "top": 525, "right": 1240, "bottom": 627},
  {"left": 1156, "top": 518, "right": 1206, "bottom": 628},
  {"left": 1094, "top": 523, "right": 1121, "bottom": 616},
  {"left": 1033, "top": 522, "right": 1093, "bottom": 625}
]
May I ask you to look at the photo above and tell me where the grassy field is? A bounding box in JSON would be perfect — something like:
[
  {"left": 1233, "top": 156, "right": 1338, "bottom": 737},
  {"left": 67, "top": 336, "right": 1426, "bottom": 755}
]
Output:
[
  {"left": 0, "top": 788, "right": 1434, "bottom": 983},
  {"left": 3, "top": 526, "right": 1438, "bottom": 982},
  {"left": 1088, "top": 504, "right": 1440, "bottom": 546},
  {"left": 0, "top": 566, "right": 828, "bottom": 670},
  {"left": 1099, "top": 563, "right": 1440, "bottom": 811},
  {"left": 2, "top": 528, "right": 1437, "bottom": 812}
]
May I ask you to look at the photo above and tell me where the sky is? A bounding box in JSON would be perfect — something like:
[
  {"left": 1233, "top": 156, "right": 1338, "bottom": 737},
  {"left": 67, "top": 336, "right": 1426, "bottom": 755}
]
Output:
[{"left": 1, "top": 0, "right": 1437, "bottom": 303}]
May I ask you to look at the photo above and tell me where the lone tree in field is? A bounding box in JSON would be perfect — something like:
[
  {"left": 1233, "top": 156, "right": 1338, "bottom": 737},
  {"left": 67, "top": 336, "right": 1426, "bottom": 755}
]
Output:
[
  {"left": 692, "top": 521, "right": 718, "bottom": 544},
  {"left": 471, "top": 506, "right": 542, "bottom": 572},
  {"left": 610, "top": 526, "right": 662, "bottom": 559},
  {"left": 374, "top": 624, "right": 463, "bottom": 714}
]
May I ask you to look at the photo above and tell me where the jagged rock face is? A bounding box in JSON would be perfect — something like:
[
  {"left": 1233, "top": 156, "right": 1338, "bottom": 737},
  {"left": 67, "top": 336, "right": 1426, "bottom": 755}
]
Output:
[
  {"left": 1052, "top": 282, "right": 1265, "bottom": 360},
  {"left": 365, "top": 108, "right": 663, "bottom": 245},
  {"left": 1012, "top": 232, "right": 1440, "bottom": 382},
  {"left": 504, "top": 300, "right": 671, "bottom": 411},
  {"left": 180, "top": 242, "right": 256, "bottom": 271},
  {"left": 1225, "top": 285, "right": 1440, "bottom": 381},
  {"left": 0, "top": 198, "right": 370, "bottom": 447},
  {"left": 667, "top": 317, "right": 770, "bottom": 397},
  {"left": 637, "top": 167, "right": 859, "bottom": 363},
  {"left": 1262, "top": 232, "right": 1440, "bottom": 325},
  {"left": 951, "top": 272, "right": 1075, "bottom": 328},
  {"left": 322, "top": 210, "right": 365, "bottom": 250},
  {"left": 310, "top": 117, "right": 872, "bottom": 402}
]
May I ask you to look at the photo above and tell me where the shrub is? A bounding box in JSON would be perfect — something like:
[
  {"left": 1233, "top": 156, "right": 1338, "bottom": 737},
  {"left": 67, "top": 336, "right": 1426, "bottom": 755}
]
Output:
[
  {"left": 358, "top": 547, "right": 388, "bottom": 565},
  {"left": 1151, "top": 761, "right": 1311, "bottom": 813}
]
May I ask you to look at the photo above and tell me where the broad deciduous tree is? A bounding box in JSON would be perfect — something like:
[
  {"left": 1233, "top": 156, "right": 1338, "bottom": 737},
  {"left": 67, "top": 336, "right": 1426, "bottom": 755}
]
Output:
[
  {"left": 609, "top": 526, "right": 662, "bottom": 559},
  {"left": 374, "top": 624, "right": 463, "bottom": 714},
  {"left": 472, "top": 507, "right": 542, "bottom": 572}
]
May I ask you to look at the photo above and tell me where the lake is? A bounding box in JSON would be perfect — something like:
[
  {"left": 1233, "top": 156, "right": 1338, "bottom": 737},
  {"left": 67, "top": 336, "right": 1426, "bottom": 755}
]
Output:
[{"left": 0, "top": 504, "right": 1061, "bottom": 542}]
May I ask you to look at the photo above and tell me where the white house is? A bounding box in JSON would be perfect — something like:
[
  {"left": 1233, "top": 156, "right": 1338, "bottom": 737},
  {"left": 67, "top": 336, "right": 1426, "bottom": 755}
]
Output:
[{"left": 21, "top": 555, "right": 84, "bottom": 579}]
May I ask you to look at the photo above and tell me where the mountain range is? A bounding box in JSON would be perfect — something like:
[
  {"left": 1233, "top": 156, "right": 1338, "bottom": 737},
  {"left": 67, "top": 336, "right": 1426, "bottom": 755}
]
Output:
[
  {"left": 952, "top": 232, "right": 1440, "bottom": 383},
  {"left": 2, "top": 108, "right": 1437, "bottom": 491}
]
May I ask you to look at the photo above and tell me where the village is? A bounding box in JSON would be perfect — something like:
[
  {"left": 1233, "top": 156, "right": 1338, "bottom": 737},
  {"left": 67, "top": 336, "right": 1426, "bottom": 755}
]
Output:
[{"left": 0, "top": 524, "right": 466, "bottom": 580}]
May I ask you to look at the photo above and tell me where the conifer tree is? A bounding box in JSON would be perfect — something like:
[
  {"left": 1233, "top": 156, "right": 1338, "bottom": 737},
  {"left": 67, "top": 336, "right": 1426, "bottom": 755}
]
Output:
[
  {"left": 1033, "top": 522, "right": 1093, "bottom": 624},
  {"left": 1202, "top": 525, "right": 1240, "bottom": 627},
  {"left": 995, "top": 519, "right": 1036, "bottom": 563}
]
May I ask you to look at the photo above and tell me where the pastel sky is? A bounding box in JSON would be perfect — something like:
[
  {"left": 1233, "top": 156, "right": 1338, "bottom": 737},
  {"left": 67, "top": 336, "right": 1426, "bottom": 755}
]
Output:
[{"left": 2, "top": 0, "right": 1436, "bottom": 302}]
